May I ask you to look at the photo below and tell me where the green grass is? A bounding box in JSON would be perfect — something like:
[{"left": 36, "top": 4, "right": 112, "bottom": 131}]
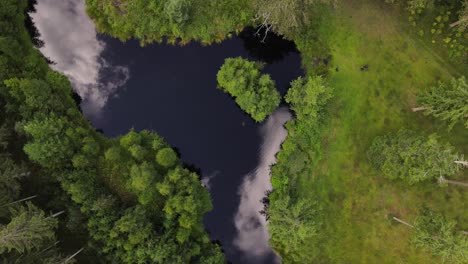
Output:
[{"left": 296, "top": 1, "right": 468, "bottom": 262}]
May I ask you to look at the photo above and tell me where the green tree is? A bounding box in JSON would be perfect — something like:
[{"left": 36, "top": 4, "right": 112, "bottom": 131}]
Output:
[
  {"left": 156, "top": 147, "right": 178, "bottom": 168},
  {"left": 128, "top": 144, "right": 148, "bottom": 161},
  {"left": 108, "top": 206, "right": 154, "bottom": 263},
  {"left": 164, "top": 0, "right": 192, "bottom": 26},
  {"left": 268, "top": 196, "right": 321, "bottom": 262},
  {"left": 412, "top": 208, "right": 468, "bottom": 263},
  {"left": 414, "top": 76, "right": 468, "bottom": 129},
  {"left": 3, "top": 74, "right": 77, "bottom": 121},
  {"left": 22, "top": 115, "right": 78, "bottom": 168},
  {"left": 217, "top": 57, "right": 280, "bottom": 122},
  {"left": 104, "top": 146, "right": 123, "bottom": 162},
  {"left": 368, "top": 129, "right": 462, "bottom": 184},
  {"left": 119, "top": 129, "right": 142, "bottom": 149},
  {"left": 157, "top": 167, "right": 212, "bottom": 243},
  {"left": 285, "top": 76, "right": 333, "bottom": 120},
  {"left": 0, "top": 203, "right": 57, "bottom": 254},
  {"left": 198, "top": 243, "right": 225, "bottom": 264}
]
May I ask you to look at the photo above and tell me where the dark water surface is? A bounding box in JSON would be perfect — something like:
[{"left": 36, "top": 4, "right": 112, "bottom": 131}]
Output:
[{"left": 92, "top": 32, "right": 302, "bottom": 264}]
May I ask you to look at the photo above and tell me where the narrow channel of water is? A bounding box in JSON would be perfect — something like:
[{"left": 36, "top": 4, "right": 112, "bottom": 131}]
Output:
[
  {"left": 234, "top": 108, "right": 291, "bottom": 264},
  {"left": 30, "top": 1, "right": 303, "bottom": 263}
]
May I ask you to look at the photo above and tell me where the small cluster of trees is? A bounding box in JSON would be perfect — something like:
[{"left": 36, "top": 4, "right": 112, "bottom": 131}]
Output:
[
  {"left": 369, "top": 74, "right": 468, "bottom": 258},
  {"left": 368, "top": 129, "right": 466, "bottom": 186},
  {"left": 217, "top": 57, "right": 280, "bottom": 122}
]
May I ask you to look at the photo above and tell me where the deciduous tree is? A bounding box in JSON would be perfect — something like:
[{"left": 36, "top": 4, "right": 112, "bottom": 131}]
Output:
[
  {"left": 285, "top": 76, "right": 332, "bottom": 120},
  {"left": 217, "top": 57, "right": 280, "bottom": 122}
]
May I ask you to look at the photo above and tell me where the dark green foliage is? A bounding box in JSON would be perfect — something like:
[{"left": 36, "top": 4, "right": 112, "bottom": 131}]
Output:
[
  {"left": 368, "top": 129, "right": 461, "bottom": 184},
  {"left": 0, "top": 0, "right": 82, "bottom": 258},
  {"left": 217, "top": 57, "right": 280, "bottom": 122},
  {"left": 85, "top": 0, "right": 253, "bottom": 45},
  {"left": 0, "top": 1, "right": 224, "bottom": 262},
  {"left": 412, "top": 208, "right": 468, "bottom": 263},
  {"left": 0, "top": 202, "right": 57, "bottom": 254},
  {"left": 0, "top": 157, "right": 27, "bottom": 217},
  {"left": 417, "top": 76, "right": 468, "bottom": 129}
]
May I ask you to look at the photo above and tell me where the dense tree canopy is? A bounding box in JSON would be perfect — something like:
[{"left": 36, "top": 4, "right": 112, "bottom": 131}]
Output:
[
  {"left": 0, "top": 1, "right": 225, "bottom": 262},
  {"left": 85, "top": 0, "right": 253, "bottom": 45},
  {"left": 217, "top": 57, "right": 280, "bottom": 122}
]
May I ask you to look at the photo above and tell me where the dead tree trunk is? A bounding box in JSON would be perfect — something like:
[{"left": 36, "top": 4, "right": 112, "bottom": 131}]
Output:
[
  {"left": 411, "top": 106, "right": 430, "bottom": 112},
  {"left": 454, "top": 160, "right": 468, "bottom": 167},
  {"left": 0, "top": 195, "right": 37, "bottom": 207},
  {"left": 392, "top": 216, "right": 414, "bottom": 228},
  {"left": 450, "top": 18, "right": 468, "bottom": 28},
  {"left": 50, "top": 210, "right": 65, "bottom": 218},
  {"left": 441, "top": 179, "right": 468, "bottom": 187},
  {"left": 64, "top": 247, "right": 84, "bottom": 263}
]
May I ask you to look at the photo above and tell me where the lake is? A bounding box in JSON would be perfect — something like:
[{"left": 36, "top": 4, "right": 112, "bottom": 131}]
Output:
[{"left": 31, "top": 1, "right": 303, "bottom": 262}]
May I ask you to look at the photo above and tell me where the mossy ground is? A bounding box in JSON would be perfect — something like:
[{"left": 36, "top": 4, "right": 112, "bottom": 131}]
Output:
[{"left": 295, "top": 0, "right": 467, "bottom": 262}]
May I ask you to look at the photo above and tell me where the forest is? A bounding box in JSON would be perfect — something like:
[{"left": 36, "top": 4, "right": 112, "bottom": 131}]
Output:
[{"left": 1, "top": 0, "right": 467, "bottom": 263}]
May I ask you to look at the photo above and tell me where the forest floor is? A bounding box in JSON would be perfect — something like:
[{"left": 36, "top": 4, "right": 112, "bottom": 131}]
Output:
[{"left": 297, "top": 0, "right": 468, "bottom": 262}]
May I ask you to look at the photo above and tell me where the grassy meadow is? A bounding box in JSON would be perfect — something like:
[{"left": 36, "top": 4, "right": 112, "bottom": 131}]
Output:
[{"left": 294, "top": 1, "right": 467, "bottom": 262}]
